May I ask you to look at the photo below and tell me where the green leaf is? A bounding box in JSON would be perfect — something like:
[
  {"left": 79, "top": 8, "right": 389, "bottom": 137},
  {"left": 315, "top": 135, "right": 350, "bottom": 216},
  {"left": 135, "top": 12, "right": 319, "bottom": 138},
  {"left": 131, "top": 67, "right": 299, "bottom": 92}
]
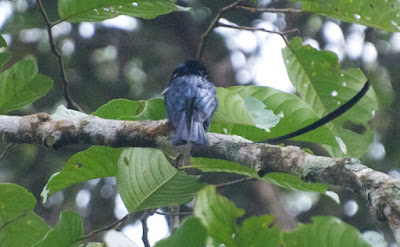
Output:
[
  {"left": 0, "top": 35, "right": 6, "bottom": 48},
  {"left": 117, "top": 148, "right": 204, "bottom": 212},
  {"left": 190, "top": 158, "right": 328, "bottom": 194},
  {"left": 0, "top": 183, "right": 50, "bottom": 247},
  {"left": 292, "top": 0, "right": 400, "bottom": 32},
  {"left": 0, "top": 59, "right": 53, "bottom": 114},
  {"left": 155, "top": 217, "right": 207, "bottom": 247},
  {"left": 282, "top": 37, "right": 377, "bottom": 157},
  {"left": 283, "top": 216, "right": 370, "bottom": 247},
  {"left": 51, "top": 105, "right": 88, "bottom": 120},
  {"left": 236, "top": 215, "right": 281, "bottom": 247},
  {"left": 194, "top": 185, "right": 244, "bottom": 247},
  {"left": 41, "top": 146, "right": 122, "bottom": 202},
  {"left": 244, "top": 96, "right": 283, "bottom": 131},
  {"left": 33, "top": 211, "right": 83, "bottom": 247},
  {"left": 93, "top": 98, "right": 166, "bottom": 120},
  {"left": 263, "top": 173, "right": 327, "bottom": 194},
  {"left": 362, "top": 231, "right": 387, "bottom": 247},
  {"left": 212, "top": 86, "right": 337, "bottom": 144},
  {"left": 211, "top": 87, "right": 281, "bottom": 136},
  {"left": 58, "top": 0, "right": 190, "bottom": 22},
  {"left": 190, "top": 157, "right": 259, "bottom": 177},
  {"left": 104, "top": 229, "right": 141, "bottom": 247}
]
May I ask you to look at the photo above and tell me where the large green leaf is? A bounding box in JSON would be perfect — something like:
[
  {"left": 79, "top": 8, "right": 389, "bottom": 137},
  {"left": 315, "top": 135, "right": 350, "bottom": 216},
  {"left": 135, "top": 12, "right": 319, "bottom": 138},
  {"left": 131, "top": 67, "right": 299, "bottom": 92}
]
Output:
[
  {"left": 93, "top": 98, "right": 166, "bottom": 120},
  {"left": 211, "top": 87, "right": 284, "bottom": 139},
  {"left": 155, "top": 217, "right": 207, "bottom": 247},
  {"left": 33, "top": 211, "right": 83, "bottom": 247},
  {"left": 0, "top": 59, "right": 53, "bottom": 114},
  {"left": 117, "top": 148, "right": 204, "bottom": 212},
  {"left": 190, "top": 157, "right": 328, "bottom": 194},
  {"left": 236, "top": 215, "right": 281, "bottom": 247},
  {"left": 221, "top": 86, "right": 338, "bottom": 145},
  {"left": 292, "top": 0, "right": 400, "bottom": 32},
  {"left": 58, "top": 0, "right": 189, "bottom": 22},
  {"left": 194, "top": 185, "right": 244, "bottom": 247},
  {"left": 283, "top": 216, "right": 370, "bottom": 247},
  {"left": 0, "top": 183, "right": 50, "bottom": 247},
  {"left": 282, "top": 37, "right": 377, "bottom": 157},
  {"left": 41, "top": 146, "right": 122, "bottom": 202}
]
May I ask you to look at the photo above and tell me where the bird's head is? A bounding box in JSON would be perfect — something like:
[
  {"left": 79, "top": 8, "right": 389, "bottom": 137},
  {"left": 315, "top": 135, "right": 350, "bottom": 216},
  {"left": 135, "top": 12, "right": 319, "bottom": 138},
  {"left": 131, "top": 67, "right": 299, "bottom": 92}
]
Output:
[{"left": 170, "top": 60, "right": 209, "bottom": 81}]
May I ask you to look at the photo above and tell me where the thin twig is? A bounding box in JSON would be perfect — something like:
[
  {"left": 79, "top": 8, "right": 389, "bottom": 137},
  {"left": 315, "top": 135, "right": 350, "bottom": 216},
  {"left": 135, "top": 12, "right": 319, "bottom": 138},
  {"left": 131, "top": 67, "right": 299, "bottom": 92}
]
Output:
[
  {"left": 196, "top": 0, "right": 245, "bottom": 60},
  {"left": 154, "top": 210, "right": 193, "bottom": 216},
  {"left": 235, "top": 6, "right": 302, "bottom": 14},
  {"left": 50, "top": 19, "right": 64, "bottom": 28},
  {"left": 0, "top": 143, "right": 15, "bottom": 162},
  {"left": 215, "top": 177, "right": 255, "bottom": 189},
  {"left": 36, "top": 0, "right": 83, "bottom": 112},
  {"left": 78, "top": 213, "right": 130, "bottom": 242},
  {"left": 168, "top": 205, "right": 181, "bottom": 233},
  {"left": 217, "top": 22, "right": 299, "bottom": 46},
  {"left": 141, "top": 213, "right": 150, "bottom": 247}
]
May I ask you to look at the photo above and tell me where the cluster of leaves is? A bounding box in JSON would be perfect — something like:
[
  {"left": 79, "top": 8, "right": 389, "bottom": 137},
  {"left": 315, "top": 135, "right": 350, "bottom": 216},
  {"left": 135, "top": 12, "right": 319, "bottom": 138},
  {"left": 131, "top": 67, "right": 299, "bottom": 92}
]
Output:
[
  {"left": 2, "top": 0, "right": 399, "bottom": 245},
  {"left": 0, "top": 183, "right": 371, "bottom": 247}
]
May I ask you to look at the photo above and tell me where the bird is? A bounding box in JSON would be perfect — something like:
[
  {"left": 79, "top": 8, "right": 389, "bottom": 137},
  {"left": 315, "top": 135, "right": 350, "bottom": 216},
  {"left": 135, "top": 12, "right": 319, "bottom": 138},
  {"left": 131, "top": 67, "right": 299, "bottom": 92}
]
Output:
[{"left": 163, "top": 60, "right": 218, "bottom": 146}]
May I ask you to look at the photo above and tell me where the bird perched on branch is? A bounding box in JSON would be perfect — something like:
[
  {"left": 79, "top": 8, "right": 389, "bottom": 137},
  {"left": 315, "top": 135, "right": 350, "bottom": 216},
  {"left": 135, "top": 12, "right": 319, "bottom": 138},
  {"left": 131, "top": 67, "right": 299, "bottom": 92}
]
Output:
[{"left": 163, "top": 60, "right": 218, "bottom": 146}]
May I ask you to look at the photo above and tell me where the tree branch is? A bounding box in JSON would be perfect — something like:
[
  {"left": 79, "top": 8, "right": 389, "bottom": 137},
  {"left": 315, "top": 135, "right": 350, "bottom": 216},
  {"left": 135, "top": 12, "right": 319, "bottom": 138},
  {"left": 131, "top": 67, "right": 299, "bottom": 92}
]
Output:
[
  {"left": 36, "top": 0, "right": 83, "bottom": 112},
  {"left": 141, "top": 213, "right": 150, "bottom": 247},
  {"left": 196, "top": 1, "right": 302, "bottom": 61},
  {"left": 217, "top": 22, "right": 299, "bottom": 46},
  {"left": 1, "top": 113, "right": 400, "bottom": 243},
  {"left": 79, "top": 213, "right": 130, "bottom": 242},
  {"left": 215, "top": 177, "right": 255, "bottom": 189},
  {"left": 196, "top": 0, "right": 244, "bottom": 60},
  {"left": 235, "top": 6, "right": 302, "bottom": 14}
]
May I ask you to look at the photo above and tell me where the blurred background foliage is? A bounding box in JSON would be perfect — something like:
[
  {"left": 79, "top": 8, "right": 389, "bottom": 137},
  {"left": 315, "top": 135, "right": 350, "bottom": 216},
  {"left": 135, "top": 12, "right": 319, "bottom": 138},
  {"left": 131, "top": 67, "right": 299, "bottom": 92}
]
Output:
[{"left": 0, "top": 0, "right": 399, "bottom": 245}]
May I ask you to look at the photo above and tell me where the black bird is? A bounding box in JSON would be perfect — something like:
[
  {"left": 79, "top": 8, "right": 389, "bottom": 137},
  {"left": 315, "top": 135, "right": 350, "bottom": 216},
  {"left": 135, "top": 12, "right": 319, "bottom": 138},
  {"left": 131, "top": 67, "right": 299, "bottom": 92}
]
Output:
[{"left": 163, "top": 60, "right": 218, "bottom": 146}]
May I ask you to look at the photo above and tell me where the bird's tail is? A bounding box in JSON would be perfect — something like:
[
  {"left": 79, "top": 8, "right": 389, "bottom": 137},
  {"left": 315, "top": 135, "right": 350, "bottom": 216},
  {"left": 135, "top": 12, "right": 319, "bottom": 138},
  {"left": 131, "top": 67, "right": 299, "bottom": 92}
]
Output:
[{"left": 173, "top": 112, "right": 209, "bottom": 146}]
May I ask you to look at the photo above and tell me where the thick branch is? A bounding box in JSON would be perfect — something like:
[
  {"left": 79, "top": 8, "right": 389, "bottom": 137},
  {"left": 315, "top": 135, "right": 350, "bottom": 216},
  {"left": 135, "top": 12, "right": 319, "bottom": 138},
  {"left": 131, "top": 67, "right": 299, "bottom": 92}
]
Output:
[
  {"left": 0, "top": 113, "right": 169, "bottom": 149},
  {"left": 1, "top": 113, "right": 400, "bottom": 243}
]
